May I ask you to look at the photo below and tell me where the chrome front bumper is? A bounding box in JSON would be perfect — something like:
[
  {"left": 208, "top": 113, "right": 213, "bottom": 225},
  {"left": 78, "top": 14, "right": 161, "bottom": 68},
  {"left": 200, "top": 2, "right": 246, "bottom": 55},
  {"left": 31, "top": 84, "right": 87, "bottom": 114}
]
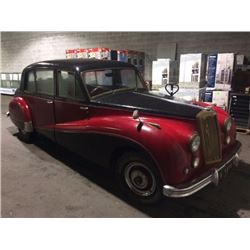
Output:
[{"left": 163, "top": 142, "right": 241, "bottom": 198}]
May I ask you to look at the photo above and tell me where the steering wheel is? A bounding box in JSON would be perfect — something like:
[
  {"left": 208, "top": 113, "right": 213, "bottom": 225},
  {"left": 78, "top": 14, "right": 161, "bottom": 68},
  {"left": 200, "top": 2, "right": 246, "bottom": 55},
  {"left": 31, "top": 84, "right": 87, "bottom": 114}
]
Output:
[{"left": 90, "top": 86, "right": 108, "bottom": 96}]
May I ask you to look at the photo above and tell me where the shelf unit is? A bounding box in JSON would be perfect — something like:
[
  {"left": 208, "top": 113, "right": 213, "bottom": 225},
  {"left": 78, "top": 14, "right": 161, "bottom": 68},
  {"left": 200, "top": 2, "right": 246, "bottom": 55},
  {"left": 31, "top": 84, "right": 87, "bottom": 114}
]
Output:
[{"left": 228, "top": 92, "right": 250, "bottom": 129}]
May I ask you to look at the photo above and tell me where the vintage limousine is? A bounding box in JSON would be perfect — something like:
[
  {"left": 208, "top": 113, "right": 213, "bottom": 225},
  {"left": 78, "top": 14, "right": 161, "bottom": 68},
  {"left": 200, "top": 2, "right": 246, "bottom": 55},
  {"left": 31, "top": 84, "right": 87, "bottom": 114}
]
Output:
[{"left": 9, "top": 59, "right": 241, "bottom": 204}]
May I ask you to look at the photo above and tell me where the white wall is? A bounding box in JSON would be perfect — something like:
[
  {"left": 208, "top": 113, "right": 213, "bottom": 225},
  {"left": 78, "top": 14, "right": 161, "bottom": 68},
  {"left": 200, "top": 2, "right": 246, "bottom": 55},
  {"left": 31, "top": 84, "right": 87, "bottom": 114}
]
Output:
[{"left": 1, "top": 32, "right": 250, "bottom": 80}]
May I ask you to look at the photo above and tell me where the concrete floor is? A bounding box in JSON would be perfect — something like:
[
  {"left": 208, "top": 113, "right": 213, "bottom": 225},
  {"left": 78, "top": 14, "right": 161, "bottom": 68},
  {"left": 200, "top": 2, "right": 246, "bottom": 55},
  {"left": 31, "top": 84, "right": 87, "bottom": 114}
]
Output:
[{"left": 1, "top": 94, "right": 250, "bottom": 218}]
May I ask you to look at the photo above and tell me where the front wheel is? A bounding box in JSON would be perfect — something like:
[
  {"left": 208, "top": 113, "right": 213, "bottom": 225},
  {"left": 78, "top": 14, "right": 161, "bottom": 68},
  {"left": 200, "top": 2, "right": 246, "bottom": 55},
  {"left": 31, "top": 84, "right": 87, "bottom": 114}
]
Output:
[{"left": 116, "top": 152, "right": 163, "bottom": 205}]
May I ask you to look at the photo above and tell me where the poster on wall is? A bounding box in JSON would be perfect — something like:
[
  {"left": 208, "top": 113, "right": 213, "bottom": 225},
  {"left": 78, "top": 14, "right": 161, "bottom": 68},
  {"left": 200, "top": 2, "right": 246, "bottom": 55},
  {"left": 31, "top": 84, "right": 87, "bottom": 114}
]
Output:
[{"left": 215, "top": 53, "right": 234, "bottom": 90}]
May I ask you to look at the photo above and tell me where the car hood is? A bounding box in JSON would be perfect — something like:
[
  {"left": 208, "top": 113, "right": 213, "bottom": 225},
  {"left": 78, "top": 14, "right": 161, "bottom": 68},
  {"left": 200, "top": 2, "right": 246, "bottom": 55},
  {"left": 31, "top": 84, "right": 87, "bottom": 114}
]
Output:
[{"left": 92, "top": 90, "right": 205, "bottom": 120}]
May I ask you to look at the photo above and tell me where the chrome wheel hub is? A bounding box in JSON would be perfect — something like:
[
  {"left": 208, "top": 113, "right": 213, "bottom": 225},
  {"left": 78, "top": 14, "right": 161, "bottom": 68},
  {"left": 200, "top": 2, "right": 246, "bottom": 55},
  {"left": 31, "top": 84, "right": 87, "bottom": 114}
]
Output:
[{"left": 124, "top": 162, "right": 156, "bottom": 197}]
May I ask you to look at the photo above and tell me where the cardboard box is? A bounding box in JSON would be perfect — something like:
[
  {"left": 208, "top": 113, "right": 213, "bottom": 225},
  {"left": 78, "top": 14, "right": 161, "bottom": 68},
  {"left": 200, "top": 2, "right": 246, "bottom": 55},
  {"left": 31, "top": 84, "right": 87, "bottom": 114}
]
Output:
[
  {"left": 65, "top": 49, "right": 71, "bottom": 59},
  {"left": 215, "top": 53, "right": 234, "bottom": 90},
  {"left": 65, "top": 49, "right": 75, "bottom": 59},
  {"left": 152, "top": 59, "right": 170, "bottom": 86},
  {"left": 207, "top": 54, "right": 218, "bottom": 88},
  {"left": 152, "top": 59, "right": 178, "bottom": 86},
  {"left": 87, "top": 48, "right": 96, "bottom": 58},
  {"left": 236, "top": 54, "right": 244, "bottom": 66},
  {"left": 100, "top": 48, "right": 111, "bottom": 59},
  {"left": 117, "top": 50, "right": 128, "bottom": 62},
  {"left": 179, "top": 53, "right": 207, "bottom": 89},
  {"left": 212, "top": 90, "right": 229, "bottom": 110},
  {"left": 77, "top": 48, "right": 88, "bottom": 58},
  {"left": 204, "top": 90, "right": 213, "bottom": 102},
  {"left": 158, "top": 86, "right": 206, "bottom": 102},
  {"left": 174, "top": 87, "right": 206, "bottom": 101}
]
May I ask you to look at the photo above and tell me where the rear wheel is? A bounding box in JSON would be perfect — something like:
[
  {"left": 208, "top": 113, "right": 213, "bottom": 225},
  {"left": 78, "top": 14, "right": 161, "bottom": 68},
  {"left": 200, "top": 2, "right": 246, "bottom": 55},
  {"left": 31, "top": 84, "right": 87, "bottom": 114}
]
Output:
[
  {"left": 116, "top": 152, "right": 163, "bottom": 205},
  {"left": 18, "top": 127, "right": 33, "bottom": 143}
]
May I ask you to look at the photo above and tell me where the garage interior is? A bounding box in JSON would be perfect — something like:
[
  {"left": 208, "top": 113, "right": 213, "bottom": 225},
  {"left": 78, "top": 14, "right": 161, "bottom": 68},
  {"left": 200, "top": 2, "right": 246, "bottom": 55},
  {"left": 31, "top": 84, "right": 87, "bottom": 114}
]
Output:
[{"left": 1, "top": 32, "right": 250, "bottom": 217}]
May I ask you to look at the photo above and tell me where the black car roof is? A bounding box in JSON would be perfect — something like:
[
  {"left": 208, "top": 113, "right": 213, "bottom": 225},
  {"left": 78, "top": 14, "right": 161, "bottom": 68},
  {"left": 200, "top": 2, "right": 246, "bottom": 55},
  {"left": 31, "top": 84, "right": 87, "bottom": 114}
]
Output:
[{"left": 24, "top": 59, "right": 136, "bottom": 72}]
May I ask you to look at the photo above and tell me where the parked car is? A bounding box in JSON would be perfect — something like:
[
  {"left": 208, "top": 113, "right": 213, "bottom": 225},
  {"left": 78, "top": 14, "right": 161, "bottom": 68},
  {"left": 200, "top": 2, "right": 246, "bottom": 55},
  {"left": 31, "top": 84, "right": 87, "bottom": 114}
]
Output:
[{"left": 9, "top": 59, "right": 241, "bottom": 204}]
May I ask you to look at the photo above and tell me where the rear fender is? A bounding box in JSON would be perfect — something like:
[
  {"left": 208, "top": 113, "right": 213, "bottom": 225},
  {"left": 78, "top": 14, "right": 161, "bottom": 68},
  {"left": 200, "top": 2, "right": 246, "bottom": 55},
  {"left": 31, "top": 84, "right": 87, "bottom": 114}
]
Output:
[{"left": 9, "top": 97, "right": 34, "bottom": 132}]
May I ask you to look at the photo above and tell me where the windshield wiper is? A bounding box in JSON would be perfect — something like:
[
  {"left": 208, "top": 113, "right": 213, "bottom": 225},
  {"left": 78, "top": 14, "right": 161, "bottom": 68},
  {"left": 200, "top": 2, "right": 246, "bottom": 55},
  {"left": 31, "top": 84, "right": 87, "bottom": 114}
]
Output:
[{"left": 91, "top": 87, "right": 136, "bottom": 99}]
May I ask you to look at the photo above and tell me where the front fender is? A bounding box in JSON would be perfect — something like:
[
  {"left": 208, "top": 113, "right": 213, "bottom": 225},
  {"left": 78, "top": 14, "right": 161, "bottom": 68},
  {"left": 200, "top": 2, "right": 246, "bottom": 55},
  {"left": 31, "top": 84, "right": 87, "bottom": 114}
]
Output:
[
  {"left": 87, "top": 114, "right": 196, "bottom": 185},
  {"left": 136, "top": 117, "right": 196, "bottom": 185}
]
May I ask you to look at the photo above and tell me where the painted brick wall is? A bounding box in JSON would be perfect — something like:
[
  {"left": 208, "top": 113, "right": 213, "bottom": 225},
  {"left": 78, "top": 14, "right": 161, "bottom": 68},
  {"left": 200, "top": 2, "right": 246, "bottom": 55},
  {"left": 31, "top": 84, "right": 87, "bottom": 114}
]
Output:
[{"left": 1, "top": 32, "right": 250, "bottom": 80}]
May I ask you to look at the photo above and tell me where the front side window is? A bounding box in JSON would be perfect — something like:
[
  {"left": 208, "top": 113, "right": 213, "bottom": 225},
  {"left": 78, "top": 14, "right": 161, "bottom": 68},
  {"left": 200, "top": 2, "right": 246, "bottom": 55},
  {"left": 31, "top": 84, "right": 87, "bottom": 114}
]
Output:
[
  {"left": 36, "top": 70, "right": 54, "bottom": 95},
  {"left": 58, "top": 71, "right": 75, "bottom": 98},
  {"left": 82, "top": 68, "right": 146, "bottom": 98},
  {"left": 57, "top": 71, "right": 85, "bottom": 100}
]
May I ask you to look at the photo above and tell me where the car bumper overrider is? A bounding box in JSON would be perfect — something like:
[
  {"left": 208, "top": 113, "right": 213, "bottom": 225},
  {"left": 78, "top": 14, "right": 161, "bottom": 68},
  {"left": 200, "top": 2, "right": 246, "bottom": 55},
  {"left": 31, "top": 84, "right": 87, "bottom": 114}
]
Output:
[{"left": 163, "top": 141, "right": 241, "bottom": 198}]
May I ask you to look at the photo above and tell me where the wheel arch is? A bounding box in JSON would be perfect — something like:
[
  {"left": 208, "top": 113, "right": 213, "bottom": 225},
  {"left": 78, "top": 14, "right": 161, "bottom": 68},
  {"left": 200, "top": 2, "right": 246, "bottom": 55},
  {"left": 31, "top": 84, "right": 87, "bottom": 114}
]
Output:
[
  {"left": 109, "top": 140, "right": 165, "bottom": 182},
  {"left": 9, "top": 96, "right": 34, "bottom": 132}
]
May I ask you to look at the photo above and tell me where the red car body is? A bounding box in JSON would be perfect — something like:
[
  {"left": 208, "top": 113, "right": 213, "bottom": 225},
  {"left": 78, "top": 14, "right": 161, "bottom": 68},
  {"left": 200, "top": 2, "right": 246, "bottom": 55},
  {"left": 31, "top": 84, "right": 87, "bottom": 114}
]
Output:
[{"left": 9, "top": 59, "right": 241, "bottom": 204}]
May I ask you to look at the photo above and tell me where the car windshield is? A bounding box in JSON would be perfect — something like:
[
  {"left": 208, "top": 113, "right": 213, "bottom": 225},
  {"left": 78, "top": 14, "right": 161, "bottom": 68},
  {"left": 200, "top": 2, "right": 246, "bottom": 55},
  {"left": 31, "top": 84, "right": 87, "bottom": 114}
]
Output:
[{"left": 81, "top": 68, "right": 147, "bottom": 98}]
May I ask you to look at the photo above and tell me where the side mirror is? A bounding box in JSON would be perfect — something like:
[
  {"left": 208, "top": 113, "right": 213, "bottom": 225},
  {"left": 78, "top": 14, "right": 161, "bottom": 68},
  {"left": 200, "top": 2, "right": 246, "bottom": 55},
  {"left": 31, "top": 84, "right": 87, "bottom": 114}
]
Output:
[{"left": 132, "top": 110, "right": 140, "bottom": 120}]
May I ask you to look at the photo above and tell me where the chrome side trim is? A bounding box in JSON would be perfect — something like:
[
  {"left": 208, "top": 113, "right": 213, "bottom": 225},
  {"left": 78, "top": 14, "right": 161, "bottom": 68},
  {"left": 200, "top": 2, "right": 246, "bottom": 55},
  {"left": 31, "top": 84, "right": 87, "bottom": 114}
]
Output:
[
  {"left": 163, "top": 143, "right": 241, "bottom": 198},
  {"left": 24, "top": 121, "right": 34, "bottom": 133}
]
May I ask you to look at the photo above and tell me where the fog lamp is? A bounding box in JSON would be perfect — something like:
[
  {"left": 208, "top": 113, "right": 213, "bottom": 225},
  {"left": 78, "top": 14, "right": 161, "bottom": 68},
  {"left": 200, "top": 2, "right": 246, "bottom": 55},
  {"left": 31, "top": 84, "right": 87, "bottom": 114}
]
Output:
[
  {"left": 193, "top": 157, "right": 200, "bottom": 168},
  {"left": 226, "top": 135, "right": 231, "bottom": 145},
  {"left": 184, "top": 168, "right": 190, "bottom": 175}
]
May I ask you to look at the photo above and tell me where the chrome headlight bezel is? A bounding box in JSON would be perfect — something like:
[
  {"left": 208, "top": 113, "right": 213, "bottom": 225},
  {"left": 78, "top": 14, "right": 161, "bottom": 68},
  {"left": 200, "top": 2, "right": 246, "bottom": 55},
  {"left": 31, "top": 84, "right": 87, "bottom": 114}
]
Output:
[
  {"left": 224, "top": 117, "right": 232, "bottom": 133},
  {"left": 190, "top": 133, "right": 201, "bottom": 153}
]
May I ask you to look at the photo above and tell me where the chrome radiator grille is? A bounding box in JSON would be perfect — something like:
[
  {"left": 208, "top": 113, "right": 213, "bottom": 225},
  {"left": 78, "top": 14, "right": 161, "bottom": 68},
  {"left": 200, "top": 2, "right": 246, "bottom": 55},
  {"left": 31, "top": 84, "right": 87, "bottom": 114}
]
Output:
[{"left": 196, "top": 110, "right": 222, "bottom": 164}]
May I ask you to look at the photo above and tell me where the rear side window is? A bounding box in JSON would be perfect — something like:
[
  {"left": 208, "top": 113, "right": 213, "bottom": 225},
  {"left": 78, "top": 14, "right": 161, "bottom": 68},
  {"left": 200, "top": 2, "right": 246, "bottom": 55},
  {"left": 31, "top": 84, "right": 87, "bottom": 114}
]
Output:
[
  {"left": 25, "top": 71, "right": 36, "bottom": 92},
  {"left": 57, "top": 71, "right": 85, "bottom": 100},
  {"left": 24, "top": 69, "right": 54, "bottom": 95},
  {"left": 36, "top": 70, "right": 54, "bottom": 95}
]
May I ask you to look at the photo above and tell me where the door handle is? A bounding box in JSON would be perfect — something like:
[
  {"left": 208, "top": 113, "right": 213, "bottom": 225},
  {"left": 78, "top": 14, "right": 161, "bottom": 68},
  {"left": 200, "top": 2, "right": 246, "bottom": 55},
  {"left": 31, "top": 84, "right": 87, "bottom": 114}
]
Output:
[
  {"left": 47, "top": 100, "right": 53, "bottom": 104},
  {"left": 80, "top": 106, "right": 89, "bottom": 111}
]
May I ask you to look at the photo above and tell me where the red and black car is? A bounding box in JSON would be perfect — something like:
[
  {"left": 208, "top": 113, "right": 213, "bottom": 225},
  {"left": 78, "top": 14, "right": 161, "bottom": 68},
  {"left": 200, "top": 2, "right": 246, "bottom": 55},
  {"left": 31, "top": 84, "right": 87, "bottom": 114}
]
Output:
[{"left": 9, "top": 59, "right": 241, "bottom": 204}]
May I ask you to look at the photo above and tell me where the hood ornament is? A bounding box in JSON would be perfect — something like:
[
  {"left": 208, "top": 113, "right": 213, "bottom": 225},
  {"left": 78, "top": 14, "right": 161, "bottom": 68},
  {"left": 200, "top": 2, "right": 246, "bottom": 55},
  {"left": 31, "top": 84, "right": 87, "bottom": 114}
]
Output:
[
  {"left": 132, "top": 110, "right": 144, "bottom": 131},
  {"left": 165, "top": 83, "right": 179, "bottom": 96}
]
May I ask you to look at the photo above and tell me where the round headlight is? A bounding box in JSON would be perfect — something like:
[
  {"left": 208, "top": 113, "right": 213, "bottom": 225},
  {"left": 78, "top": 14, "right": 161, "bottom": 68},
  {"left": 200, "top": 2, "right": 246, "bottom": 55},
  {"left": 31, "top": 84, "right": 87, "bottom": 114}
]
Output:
[
  {"left": 224, "top": 117, "right": 232, "bottom": 133},
  {"left": 190, "top": 134, "right": 201, "bottom": 153}
]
